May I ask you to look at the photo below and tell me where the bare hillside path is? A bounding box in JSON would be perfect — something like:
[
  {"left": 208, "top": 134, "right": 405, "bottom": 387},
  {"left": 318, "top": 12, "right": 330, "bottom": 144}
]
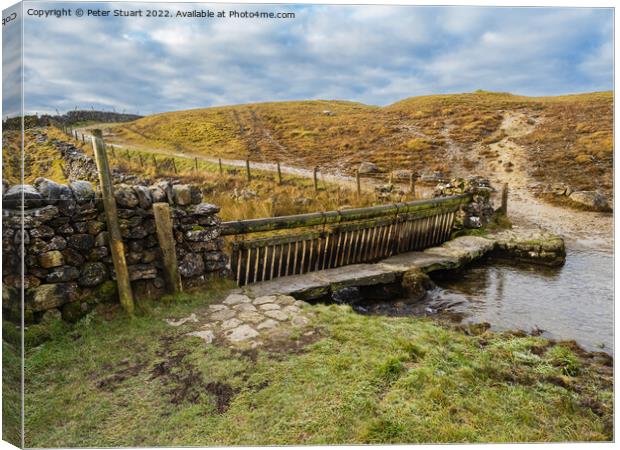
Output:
[{"left": 480, "top": 112, "right": 613, "bottom": 251}]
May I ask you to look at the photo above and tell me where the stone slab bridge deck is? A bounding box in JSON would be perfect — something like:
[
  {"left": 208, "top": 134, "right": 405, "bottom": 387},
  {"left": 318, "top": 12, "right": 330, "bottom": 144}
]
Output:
[{"left": 240, "top": 231, "right": 565, "bottom": 301}]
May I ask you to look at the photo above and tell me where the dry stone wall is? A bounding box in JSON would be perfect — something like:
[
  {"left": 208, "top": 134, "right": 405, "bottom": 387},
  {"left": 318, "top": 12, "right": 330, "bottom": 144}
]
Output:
[{"left": 2, "top": 179, "right": 228, "bottom": 322}]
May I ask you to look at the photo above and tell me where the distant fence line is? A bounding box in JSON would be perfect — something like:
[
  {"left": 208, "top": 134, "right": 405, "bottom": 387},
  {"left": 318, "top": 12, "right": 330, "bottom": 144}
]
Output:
[{"left": 58, "top": 125, "right": 422, "bottom": 197}]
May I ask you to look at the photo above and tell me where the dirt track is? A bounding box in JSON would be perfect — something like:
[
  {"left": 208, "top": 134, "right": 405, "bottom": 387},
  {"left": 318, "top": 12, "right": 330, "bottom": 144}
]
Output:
[{"left": 80, "top": 118, "right": 613, "bottom": 251}]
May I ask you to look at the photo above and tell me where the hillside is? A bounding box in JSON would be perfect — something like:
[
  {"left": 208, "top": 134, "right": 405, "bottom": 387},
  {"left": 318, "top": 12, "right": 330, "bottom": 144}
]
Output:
[{"left": 97, "top": 91, "right": 613, "bottom": 199}]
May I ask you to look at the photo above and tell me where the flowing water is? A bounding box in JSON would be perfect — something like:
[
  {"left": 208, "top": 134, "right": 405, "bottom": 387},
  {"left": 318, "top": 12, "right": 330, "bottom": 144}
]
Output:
[{"left": 358, "top": 247, "right": 613, "bottom": 354}]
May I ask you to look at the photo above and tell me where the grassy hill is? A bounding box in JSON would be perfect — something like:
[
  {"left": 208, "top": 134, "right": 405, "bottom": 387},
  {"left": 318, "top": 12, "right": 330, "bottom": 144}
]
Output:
[{"left": 100, "top": 91, "right": 613, "bottom": 197}]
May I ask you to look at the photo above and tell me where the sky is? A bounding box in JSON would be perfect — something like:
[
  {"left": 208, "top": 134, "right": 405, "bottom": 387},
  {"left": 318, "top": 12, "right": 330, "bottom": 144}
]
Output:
[{"left": 2, "top": 2, "right": 614, "bottom": 117}]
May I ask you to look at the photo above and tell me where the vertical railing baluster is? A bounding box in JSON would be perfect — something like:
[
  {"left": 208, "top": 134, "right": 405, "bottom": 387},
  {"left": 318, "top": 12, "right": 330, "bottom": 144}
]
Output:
[
  {"left": 292, "top": 241, "right": 299, "bottom": 275},
  {"left": 322, "top": 233, "right": 331, "bottom": 270}
]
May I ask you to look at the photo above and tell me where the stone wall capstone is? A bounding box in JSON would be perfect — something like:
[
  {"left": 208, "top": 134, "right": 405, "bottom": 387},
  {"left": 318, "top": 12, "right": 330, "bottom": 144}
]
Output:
[{"left": 2, "top": 178, "right": 228, "bottom": 322}]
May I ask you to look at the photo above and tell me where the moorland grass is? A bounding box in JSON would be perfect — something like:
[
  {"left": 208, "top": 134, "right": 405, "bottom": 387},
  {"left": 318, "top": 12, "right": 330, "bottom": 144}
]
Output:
[{"left": 21, "top": 285, "right": 613, "bottom": 447}]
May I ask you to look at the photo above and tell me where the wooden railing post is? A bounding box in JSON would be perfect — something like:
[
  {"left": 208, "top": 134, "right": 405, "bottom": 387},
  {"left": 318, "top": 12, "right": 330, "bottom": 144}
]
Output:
[
  {"left": 246, "top": 159, "right": 251, "bottom": 182},
  {"left": 153, "top": 202, "right": 183, "bottom": 294},
  {"left": 501, "top": 183, "right": 509, "bottom": 215},
  {"left": 91, "top": 129, "right": 135, "bottom": 315}
]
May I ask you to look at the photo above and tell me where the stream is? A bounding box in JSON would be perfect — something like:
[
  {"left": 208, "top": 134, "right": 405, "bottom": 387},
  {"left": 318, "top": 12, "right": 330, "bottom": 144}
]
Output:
[{"left": 357, "top": 246, "right": 613, "bottom": 354}]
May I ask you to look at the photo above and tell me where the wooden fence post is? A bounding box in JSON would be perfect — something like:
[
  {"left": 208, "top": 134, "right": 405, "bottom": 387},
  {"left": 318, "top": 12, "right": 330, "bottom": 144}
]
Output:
[
  {"left": 153, "top": 202, "right": 183, "bottom": 294},
  {"left": 313, "top": 167, "right": 319, "bottom": 192},
  {"left": 246, "top": 159, "right": 251, "bottom": 182},
  {"left": 138, "top": 154, "right": 143, "bottom": 167},
  {"left": 218, "top": 158, "right": 223, "bottom": 176},
  {"left": 277, "top": 161, "right": 283, "bottom": 185},
  {"left": 81, "top": 133, "right": 85, "bottom": 144},
  {"left": 409, "top": 173, "right": 416, "bottom": 198},
  {"left": 501, "top": 183, "right": 509, "bottom": 215},
  {"left": 91, "top": 129, "right": 135, "bottom": 315},
  {"left": 356, "top": 169, "right": 361, "bottom": 198},
  {"left": 171, "top": 158, "right": 177, "bottom": 174},
  {"left": 194, "top": 157, "right": 199, "bottom": 171}
]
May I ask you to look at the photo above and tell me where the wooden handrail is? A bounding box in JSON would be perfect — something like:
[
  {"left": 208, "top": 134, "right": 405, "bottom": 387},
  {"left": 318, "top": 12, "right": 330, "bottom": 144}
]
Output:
[{"left": 221, "top": 193, "right": 471, "bottom": 235}]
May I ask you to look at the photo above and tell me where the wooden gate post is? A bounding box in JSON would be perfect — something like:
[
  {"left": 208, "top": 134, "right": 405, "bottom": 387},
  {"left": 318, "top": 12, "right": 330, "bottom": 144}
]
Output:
[
  {"left": 91, "top": 129, "right": 135, "bottom": 315},
  {"left": 153, "top": 202, "right": 183, "bottom": 294},
  {"left": 501, "top": 183, "right": 509, "bottom": 215}
]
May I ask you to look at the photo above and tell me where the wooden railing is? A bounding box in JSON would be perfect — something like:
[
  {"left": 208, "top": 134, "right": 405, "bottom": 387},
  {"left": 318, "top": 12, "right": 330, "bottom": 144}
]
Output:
[{"left": 221, "top": 194, "right": 471, "bottom": 286}]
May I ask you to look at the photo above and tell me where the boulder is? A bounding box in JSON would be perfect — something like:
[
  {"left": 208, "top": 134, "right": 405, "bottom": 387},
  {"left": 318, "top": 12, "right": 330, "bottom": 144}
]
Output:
[
  {"left": 185, "top": 228, "right": 220, "bottom": 242},
  {"left": 551, "top": 183, "right": 569, "bottom": 196},
  {"left": 87, "top": 221, "right": 106, "bottom": 235},
  {"left": 33, "top": 178, "right": 66, "bottom": 205},
  {"left": 153, "top": 181, "right": 174, "bottom": 203},
  {"left": 30, "top": 225, "right": 55, "bottom": 239},
  {"left": 358, "top": 162, "right": 379, "bottom": 174},
  {"left": 127, "top": 264, "right": 158, "bottom": 280},
  {"left": 30, "top": 282, "right": 79, "bottom": 311},
  {"left": 69, "top": 181, "right": 95, "bottom": 203},
  {"left": 172, "top": 184, "right": 192, "bottom": 205},
  {"left": 46, "top": 236, "right": 68, "bottom": 251},
  {"left": 133, "top": 185, "right": 153, "bottom": 209},
  {"left": 193, "top": 202, "right": 220, "bottom": 215},
  {"left": 57, "top": 223, "right": 74, "bottom": 235},
  {"left": 87, "top": 246, "right": 108, "bottom": 261},
  {"left": 94, "top": 231, "right": 108, "bottom": 247},
  {"left": 38, "top": 250, "right": 64, "bottom": 268},
  {"left": 179, "top": 253, "right": 205, "bottom": 277},
  {"left": 68, "top": 234, "right": 95, "bottom": 251},
  {"left": 3, "top": 184, "right": 44, "bottom": 209},
  {"left": 78, "top": 262, "right": 109, "bottom": 287},
  {"left": 46, "top": 265, "right": 80, "bottom": 283},
  {"left": 402, "top": 270, "right": 435, "bottom": 301},
  {"left": 61, "top": 248, "right": 86, "bottom": 266},
  {"left": 114, "top": 184, "right": 139, "bottom": 208},
  {"left": 568, "top": 191, "right": 610, "bottom": 211},
  {"left": 149, "top": 185, "right": 167, "bottom": 204}
]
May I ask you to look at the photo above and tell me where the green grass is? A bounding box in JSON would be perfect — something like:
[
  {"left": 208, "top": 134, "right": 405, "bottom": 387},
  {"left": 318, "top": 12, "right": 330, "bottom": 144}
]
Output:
[
  {"left": 24, "top": 287, "right": 612, "bottom": 446},
  {"left": 2, "top": 321, "right": 22, "bottom": 447}
]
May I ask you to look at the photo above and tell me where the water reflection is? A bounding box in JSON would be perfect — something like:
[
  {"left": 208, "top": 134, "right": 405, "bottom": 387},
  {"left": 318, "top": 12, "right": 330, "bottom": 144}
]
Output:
[{"left": 358, "top": 249, "right": 613, "bottom": 354}]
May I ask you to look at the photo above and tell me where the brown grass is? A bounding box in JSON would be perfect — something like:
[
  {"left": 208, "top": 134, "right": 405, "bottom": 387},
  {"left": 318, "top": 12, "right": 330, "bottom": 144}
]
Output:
[{"left": 96, "top": 91, "right": 611, "bottom": 199}]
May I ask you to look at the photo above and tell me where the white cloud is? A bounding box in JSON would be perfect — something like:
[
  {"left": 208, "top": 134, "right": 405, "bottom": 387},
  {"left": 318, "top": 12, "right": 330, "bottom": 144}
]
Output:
[{"left": 16, "top": 3, "right": 613, "bottom": 116}]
